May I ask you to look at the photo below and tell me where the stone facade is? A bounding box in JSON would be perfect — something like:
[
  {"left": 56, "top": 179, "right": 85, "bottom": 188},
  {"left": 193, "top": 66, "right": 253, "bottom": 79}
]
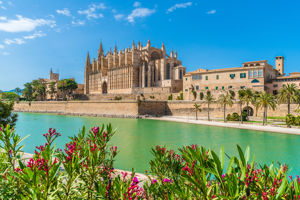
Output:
[
  {"left": 84, "top": 40, "right": 186, "bottom": 96},
  {"left": 184, "top": 56, "right": 300, "bottom": 100}
]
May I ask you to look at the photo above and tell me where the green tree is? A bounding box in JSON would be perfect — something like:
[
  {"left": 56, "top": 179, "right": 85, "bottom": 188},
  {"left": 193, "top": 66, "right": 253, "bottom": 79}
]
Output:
[
  {"left": 278, "top": 84, "right": 298, "bottom": 115},
  {"left": 238, "top": 89, "right": 246, "bottom": 123},
  {"left": 204, "top": 91, "right": 214, "bottom": 121},
  {"left": 199, "top": 92, "right": 204, "bottom": 100},
  {"left": 57, "top": 79, "right": 78, "bottom": 100},
  {"left": 49, "top": 81, "right": 57, "bottom": 100},
  {"left": 218, "top": 92, "right": 234, "bottom": 122},
  {"left": 0, "top": 101, "right": 18, "bottom": 127},
  {"left": 15, "top": 87, "right": 21, "bottom": 95},
  {"left": 1, "top": 92, "right": 19, "bottom": 101},
  {"left": 23, "top": 82, "right": 33, "bottom": 101},
  {"left": 193, "top": 103, "right": 202, "bottom": 120},
  {"left": 257, "top": 92, "right": 277, "bottom": 126}
]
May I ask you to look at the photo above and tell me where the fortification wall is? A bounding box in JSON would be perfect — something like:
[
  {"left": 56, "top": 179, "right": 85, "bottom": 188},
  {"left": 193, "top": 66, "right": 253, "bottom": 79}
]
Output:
[
  {"left": 14, "top": 101, "right": 139, "bottom": 118},
  {"left": 13, "top": 101, "right": 299, "bottom": 118}
]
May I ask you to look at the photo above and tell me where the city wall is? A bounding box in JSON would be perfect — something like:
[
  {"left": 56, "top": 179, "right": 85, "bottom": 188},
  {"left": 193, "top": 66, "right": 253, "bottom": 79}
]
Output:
[{"left": 14, "top": 101, "right": 299, "bottom": 118}]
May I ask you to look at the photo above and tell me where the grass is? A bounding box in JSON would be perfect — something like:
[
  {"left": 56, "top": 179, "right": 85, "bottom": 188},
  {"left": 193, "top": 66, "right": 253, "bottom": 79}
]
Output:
[{"left": 267, "top": 116, "right": 286, "bottom": 120}]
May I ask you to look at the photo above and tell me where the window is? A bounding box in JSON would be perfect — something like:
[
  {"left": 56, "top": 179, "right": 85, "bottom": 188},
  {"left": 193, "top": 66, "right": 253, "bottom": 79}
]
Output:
[
  {"left": 198, "top": 75, "right": 202, "bottom": 80},
  {"left": 205, "top": 86, "right": 209, "bottom": 90},
  {"left": 216, "top": 75, "right": 219, "bottom": 80},
  {"left": 185, "top": 89, "right": 188, "bottom": 92},
  {"left": 222, "top": 86, "right": 224, "bottom": 90},
  {"left": 216, "top": 86, "right": 218, "bottom": 90},
  {"left": 196, "top": 85, "right": 199, "bottom": 90},
  {"left": 253, "top": 70, "right": 258, "bottom": 78},
  {"left": 240, "top": 86, "right": 245, "bottom": 89},
  {"left": 185, "top": 78, "right": 188, "bottom": 81},
  {"left": 166, "top": 63, "right": 170, "bottom": 79},
  {"left": 249, "top": 70, "right": 253, "bottom": 78},
  {"left": 205, "top": 76, "right": 208, "bottom": 80},
  {"left": 258, "top": 69, "right": 263, "bottom": 77},
  {"left": 273, "top": 84, "right": 278, "bottom": 88},
  {"left": 228, "top": 85, "right": 233, "bottom": 89},
  {"left": 230, "top": 74, "right": 235, "bottom": 79},
  {"left": 180, "top": 70, "right": 183, "bottom": 80},
  {"left": 240, "top": 73, "right": 246, "bottom": 78},
  {"left": 251, "top": 79, "right": 259, "bottom": 83}
]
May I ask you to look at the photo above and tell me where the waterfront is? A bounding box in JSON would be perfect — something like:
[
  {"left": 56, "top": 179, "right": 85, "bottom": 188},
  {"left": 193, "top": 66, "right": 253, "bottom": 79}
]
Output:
[{"left": 16, "top": 112, "right": 300, "bottom": 175}]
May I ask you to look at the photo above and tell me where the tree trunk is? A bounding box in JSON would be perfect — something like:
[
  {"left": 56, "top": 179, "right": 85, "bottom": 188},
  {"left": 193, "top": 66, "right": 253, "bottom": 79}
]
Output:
[
  {"left": 196, "top": 110, "right": 198, "bottom": 120},
  {"left": 240, "top": 102, "right": 243, "bottom": 124},
  {"left": 208, "top": 103, "right": 210, "bottom": 121},
  {"left": 246, "top": 102, "right": 249, "bottom": 121},
  {"left": 288, "top": 98, "right": 291, "bottom": 115},
  {"left": 224, "top": 104, "right": 226, "bottom": 123}
]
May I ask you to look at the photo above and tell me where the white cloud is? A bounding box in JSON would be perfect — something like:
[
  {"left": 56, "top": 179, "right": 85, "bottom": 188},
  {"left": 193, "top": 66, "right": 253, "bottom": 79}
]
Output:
[
  {"left": 114, "top": 14, "right": 124, "bottom": 21},
  {"left": 167, "top": 2, "right": 192, "bottom": 13},
  {"left": 0, "top": 1, "right": 2, "bottom": 4},
  {"left": 206, "top": 10, "right": 216, "bottom": 14},
  {"left": 2, "top": 52, "right": 10, "bottom": 56},
  {"left": 0, "top": 15, "right": 56, "bottom": 33},
  {"left": 72, "top": 20, "right": 85, "bottom": 26},
  {"left": 0, "top": 44, "right": 4, "bottom": 49},
  {"left": 23, "top": 31, "right": 46, "bottom": 40},
  {"left": 133, "top": 1, "right": 141, "bottom": 7},
  {"left": 127, "top": 8, "right": 155, "bottom": 23},
  {"left": 78, "top": 3, "right": 105, "bottom": 19},
  {"left": 0, "top": 16, "right": 7, "bottom": 20},
  {"left": 4, "top": 38, "right": 25, "bottom": 45},
  {"left": 1, "top": 6, "right": 6, "bottom": 10},
  {"left": 56, "top": 8, "right": 71, "bottom": 17}
]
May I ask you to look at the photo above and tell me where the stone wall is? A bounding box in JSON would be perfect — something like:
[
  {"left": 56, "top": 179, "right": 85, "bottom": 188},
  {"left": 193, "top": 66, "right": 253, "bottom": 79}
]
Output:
[
  {"left": 14, "top": 101, "right": 139, "bottom": 118},
  {"left": 13, "top": 100, "right": 299, "bottom": 118}
]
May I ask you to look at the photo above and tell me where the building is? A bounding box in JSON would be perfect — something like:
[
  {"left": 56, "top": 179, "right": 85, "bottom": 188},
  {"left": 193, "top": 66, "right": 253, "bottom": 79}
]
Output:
[
  {"left": 84, "top": 40, "right": 186, "bottom": 96},
  {"left": 183, "top": 56, "right": 300, "bottom": 100},
  {"left": 39, "top": 69, "right": 84, "bottom": 100}
]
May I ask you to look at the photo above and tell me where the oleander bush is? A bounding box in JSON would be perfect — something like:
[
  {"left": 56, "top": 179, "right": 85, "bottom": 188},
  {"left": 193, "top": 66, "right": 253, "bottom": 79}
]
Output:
[{"left": 1, "top": 124, "right": 300, "bottom": 199}]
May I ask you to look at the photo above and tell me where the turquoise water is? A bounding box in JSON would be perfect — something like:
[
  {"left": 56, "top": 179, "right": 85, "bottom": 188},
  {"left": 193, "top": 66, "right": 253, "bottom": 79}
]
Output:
[{"left": 15, "top": 112, "right": 300, "bottom": 175}]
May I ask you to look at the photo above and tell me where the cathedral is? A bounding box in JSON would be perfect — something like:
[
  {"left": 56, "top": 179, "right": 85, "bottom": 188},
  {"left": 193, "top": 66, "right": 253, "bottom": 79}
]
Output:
[{"left": 84, "top": 40, "right": 186, "bottom": 95}]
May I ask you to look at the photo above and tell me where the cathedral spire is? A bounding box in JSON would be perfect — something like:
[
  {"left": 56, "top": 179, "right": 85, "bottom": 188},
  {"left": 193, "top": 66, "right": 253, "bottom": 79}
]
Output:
[
  {"left": 161, "top": 42, "right": 165, "bottom": 51},
  {"left": 98, "top": 42, "right": 104, "bottom": 57},
  {"left": 132, "top": 40, "right": 135, "bottom": 49},
  {"left": 147, "top": 39, "right": 151, "bottom": 48},
  {"left": 85, "top": 52, "right": 91, "bottom": 66},
  {"left": 170, "top": 49, "right": 174, "bottom": 58},
  {"left": 175, "top": 50, "right": 177, "bottom": 58},
  {"left": 114, "top": 44, "right": 118, "bottom": 53}
]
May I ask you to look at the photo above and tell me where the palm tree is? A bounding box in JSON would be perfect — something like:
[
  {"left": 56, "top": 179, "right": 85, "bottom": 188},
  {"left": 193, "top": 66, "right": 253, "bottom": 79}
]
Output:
[
  {"left": 257, "top": 92, "right": 277, "bottom": 126},
  {"left": 278, "top": 84, "right": 298, "bottom": 115},
  {"left": 15, "top": 87, "right": 21, "bottom": 95},
  {"left": 252, "top": 91, "right": 261, "bottom": 117},
  {"left": 193, "top": 103, "right": 202, "bottom": 120},
  {"left": 238, "top": 89, "right": 246, "bottom": 123},
  {"left": 204, "top": 91, "right": 214, "bottom": 121},
  {"left": 243, "top": 88, "right": 253, "bottom": 121},
  {"left": 218, "top": 92, "right": 234, "bottom": 122}
]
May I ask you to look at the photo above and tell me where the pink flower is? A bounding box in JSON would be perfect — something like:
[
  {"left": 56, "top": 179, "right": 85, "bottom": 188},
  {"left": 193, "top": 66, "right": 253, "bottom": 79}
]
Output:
[
  {"left": 152, "top": 179, "right": 157, "bottom": 184},
  {"left": 163, "top": 178, "right": 171, "bottom": 183}
]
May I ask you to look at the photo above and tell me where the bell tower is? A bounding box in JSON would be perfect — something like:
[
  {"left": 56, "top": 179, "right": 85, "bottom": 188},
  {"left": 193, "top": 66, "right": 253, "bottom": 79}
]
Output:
[{"left": 275, "top": 56, "right": 284, "bottom": 75}]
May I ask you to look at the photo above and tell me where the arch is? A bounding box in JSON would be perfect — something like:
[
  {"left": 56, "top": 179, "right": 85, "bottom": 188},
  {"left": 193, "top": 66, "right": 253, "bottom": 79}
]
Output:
[
  {"left": 150, "top": 51, "right": 161, "bottom": 60},
  {"left": 251, "top": 79, "right": 259, "bottom": 83},
  {"left": 243, "top": 106, "right": 254, "bottom": 116},
  {"left": 102, "top": 82, "right": 107, "bottom": 94}
]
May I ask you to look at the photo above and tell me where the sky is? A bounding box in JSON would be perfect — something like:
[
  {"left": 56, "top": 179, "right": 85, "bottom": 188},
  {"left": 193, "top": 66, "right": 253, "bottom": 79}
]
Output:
[{"left": 0, "top": 0, "right": 300, "bottom": 91}]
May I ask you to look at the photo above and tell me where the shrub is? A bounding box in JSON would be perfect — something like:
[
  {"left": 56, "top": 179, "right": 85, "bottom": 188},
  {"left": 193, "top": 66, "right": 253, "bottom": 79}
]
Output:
[
  {"left": 1, "top": 124, "right": 300, "bottom": 199},
  {"left": 0, "top": 101, "right": 18, "bottom": 127},
  {"left": 227, "top": 112, "right": 247, "bottom": 121},
  {"left": 150, "top": 96, "right": 155, "bottom": 99},
  {"left": 168, "top": 94, "right": 173, "bottom": 100},
  {"left": 286, "top": 114, "right": 300, "bottom": 126},
  {"left": 114, "top": 96, "right": 122, "bottom": 100},
  {"left": 200, "top": 92, "right": 204, "bottom": 100}
]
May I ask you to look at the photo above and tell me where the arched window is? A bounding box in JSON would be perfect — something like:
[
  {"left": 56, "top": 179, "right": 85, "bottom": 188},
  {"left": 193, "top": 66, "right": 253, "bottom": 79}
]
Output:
[
  {"left": 145, "top": 63, "right": 148, "bottom": 72},
  {"left": 145, "top": 75, "right": 148, "bottom": 87},
  {"left": 166, "top": 63, "right": 171, "bottom": 79},
  {"left": 251, "top": 79, "right": 259, "bottom": 83}
]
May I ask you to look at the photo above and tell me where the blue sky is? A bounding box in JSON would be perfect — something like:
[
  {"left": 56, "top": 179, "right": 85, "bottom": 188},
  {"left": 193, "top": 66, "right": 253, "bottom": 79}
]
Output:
[{"left": 0, "top": 0, "right": 300, "bottom": 90}]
